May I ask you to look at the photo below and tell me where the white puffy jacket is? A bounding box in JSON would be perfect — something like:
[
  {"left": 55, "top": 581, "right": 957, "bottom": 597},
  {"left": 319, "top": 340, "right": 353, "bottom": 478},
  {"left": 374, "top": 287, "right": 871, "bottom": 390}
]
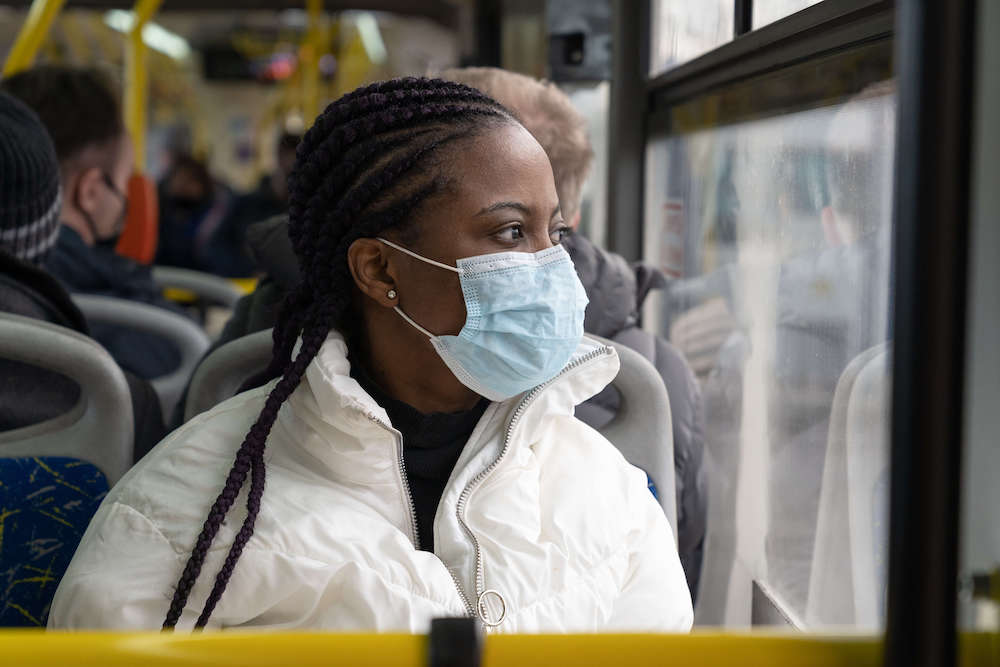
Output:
[{"left": 49, "top": 333, "right": 693, "bottom": 632}]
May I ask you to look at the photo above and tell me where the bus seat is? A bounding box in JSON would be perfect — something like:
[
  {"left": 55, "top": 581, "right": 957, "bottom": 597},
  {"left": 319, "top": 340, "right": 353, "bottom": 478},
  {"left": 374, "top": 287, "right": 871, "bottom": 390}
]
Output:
[
  {"left": 0, "top": 458, "right": 109, "bottom": 627},
  {"left": 844, "top": 346, "right": 890, "bottom": 626},
  {"left": 72, "top": 295, "right": 211, "bottom": 420},
  {"left": 805, "top": 342, "right": 890, "bottom": 628},
  {"left": 0, "top": 313, "right": 133, "bottom": 626},
  {"left": 115, "top": 174, "right": 158, "bottom": 265},
  {"left": 184, "top": 328, "right": 273, "bottom": 423},
  {"left": 152, "top": 266, "right": 243, "bottom": 309},
  {"left": 589, "top": 335, "right": 678, "bottom": 540},
  {"left": 183, "top": 331, "right": 680, "bottom": 541},
  {"left": 0, "top": 313, "right": 133, "bottom": 484}
]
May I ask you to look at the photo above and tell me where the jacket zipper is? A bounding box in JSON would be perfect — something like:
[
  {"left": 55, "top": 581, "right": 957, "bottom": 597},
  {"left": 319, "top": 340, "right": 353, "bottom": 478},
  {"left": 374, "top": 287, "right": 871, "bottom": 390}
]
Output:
[
  {"left": 366, "top": 414, "right": 477, "bottom": 617},
  {"left": 453, "top": 345, "right": 615, "bottom": 617}
]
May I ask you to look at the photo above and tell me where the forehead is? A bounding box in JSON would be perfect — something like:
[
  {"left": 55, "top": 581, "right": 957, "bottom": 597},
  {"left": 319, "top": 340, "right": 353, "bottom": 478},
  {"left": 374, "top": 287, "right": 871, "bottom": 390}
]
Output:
[{"left": 441, "top": 122, "right": 558, "bottom": 213}]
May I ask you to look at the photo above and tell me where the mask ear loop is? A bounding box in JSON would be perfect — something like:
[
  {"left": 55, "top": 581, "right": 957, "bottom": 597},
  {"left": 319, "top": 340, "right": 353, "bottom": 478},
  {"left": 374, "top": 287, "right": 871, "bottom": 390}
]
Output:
[
  {"left": 376, "top": 238, "right": 461, "bottom": 338},
  {"left": 392, "top": 305, "right": 435, "bottom": 338},
  {"left": 377, "top": 237, "right": 460, "bottom": 273}
]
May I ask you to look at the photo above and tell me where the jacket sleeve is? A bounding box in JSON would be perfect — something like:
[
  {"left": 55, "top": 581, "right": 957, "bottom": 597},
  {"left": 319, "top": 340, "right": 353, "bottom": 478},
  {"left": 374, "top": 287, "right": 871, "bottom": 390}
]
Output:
[
  {"left": 605, "top": 463, "right": 694, "bottom": 632},
  {"left": 48, "top": 501, "right": 183, "bottom": 630}
]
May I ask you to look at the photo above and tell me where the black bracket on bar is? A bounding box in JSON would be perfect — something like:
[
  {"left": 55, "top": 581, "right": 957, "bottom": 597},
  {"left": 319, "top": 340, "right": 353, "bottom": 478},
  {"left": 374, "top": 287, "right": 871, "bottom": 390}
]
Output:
[{"left": 428, "top": 617, "right": 483, "bottom": 667}]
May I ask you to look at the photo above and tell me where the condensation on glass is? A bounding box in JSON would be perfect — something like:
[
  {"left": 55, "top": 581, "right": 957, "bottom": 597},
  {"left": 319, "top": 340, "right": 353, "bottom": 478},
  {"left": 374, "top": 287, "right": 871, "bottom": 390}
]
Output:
[
  {"left": 753, "top": 0, "right": 825, "bottom": 29},
  {"left": 649, "top": 0, "right": 734, "bottom": 77},
  {"left": 643, "top": 76, "right": 896, "bottom": 629}
]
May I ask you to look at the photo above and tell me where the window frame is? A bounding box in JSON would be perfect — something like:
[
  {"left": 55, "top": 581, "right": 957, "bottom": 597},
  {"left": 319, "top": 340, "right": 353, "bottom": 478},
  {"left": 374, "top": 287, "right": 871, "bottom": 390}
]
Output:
[{"left": 616, "top": 2, "right": 980, "bottom": 666}]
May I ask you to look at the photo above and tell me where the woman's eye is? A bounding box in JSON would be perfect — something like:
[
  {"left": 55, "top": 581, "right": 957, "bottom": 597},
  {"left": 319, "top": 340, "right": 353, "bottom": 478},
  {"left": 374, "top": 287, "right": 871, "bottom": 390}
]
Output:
[
  {"left": 496, "top": 224, "right": 525, "bottom": 242},
  {"left": 550, "top": 226, "right": 572, "bottom": 245}
]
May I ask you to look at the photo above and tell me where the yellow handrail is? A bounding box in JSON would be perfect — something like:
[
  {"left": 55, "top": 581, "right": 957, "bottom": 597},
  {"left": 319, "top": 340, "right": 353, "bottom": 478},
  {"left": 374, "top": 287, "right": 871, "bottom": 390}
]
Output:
[
  {"left": 301, "top": 0, "right": 324, "bottom": 124},
  {"left": 2, "top": 0, "right": 66, "bottom": 77},
  {"left": 124, "top": 0, "right": 164, "bottom": 174},
  {"left": 0, "top": 631, "right": 995, "bottom": 667}
]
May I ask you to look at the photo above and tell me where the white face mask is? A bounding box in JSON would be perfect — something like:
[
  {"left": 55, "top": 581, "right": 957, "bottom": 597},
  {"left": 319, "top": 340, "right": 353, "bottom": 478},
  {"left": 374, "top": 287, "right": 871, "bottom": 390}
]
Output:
[{"left": 379, "top": 238, "right": 589, "bottom": 401}]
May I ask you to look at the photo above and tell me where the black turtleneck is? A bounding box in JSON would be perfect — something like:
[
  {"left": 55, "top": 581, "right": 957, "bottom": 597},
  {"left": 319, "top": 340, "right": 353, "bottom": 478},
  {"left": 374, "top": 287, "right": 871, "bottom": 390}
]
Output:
[{"left": 350, "top": 360, "right": 489, "bottom": 553}]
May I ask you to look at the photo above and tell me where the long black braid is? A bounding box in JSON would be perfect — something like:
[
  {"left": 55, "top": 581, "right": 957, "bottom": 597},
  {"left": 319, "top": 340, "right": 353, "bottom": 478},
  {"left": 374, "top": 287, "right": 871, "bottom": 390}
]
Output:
[{"left": 162, "top": 78, "right": 517, "bottom": 629}]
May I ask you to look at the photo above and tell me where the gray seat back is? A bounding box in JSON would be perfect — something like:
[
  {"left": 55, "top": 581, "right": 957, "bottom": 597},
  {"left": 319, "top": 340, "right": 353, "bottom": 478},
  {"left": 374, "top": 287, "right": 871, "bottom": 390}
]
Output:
[
  {"left": 151, "top": 266, "right": 243, "bottom": 308},
  {"left": 184, "top": 330, "right": 678, "bottom": 538},
  {"left": 806, "top": 342, "right": 890, "bottom": 628},
  {"left": 0, "top": 312, "right": 133, "bottom": 485},
  {"left": 72, "top": 294, "right": 211, "bottom": 419},
  {"left": 184, "top": 328, "right": 274, "bottom": 422},
  {"left": 589, "top": 335, "right": 677, "bottom": 539}
]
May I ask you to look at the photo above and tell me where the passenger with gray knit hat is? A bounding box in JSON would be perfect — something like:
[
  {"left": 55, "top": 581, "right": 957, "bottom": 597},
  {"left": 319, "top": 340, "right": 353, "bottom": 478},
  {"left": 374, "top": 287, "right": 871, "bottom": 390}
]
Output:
[{"left": 0, "top": 91, "right": 62, "bottom": 264}]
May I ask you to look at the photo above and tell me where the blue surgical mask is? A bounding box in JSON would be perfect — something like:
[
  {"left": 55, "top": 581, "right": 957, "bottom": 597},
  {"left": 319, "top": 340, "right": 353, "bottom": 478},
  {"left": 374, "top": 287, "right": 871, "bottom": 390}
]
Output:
[{"left": 378, "top": 238, "right": 588, "bottom": 401}]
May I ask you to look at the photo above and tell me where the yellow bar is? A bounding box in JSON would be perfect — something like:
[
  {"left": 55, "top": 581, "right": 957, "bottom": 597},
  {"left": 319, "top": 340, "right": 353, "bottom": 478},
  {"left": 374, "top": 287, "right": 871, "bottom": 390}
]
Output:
[
  {"left": 0, "top": 631, "right": 994, "bottom": 666},
  {"left": 486, "top": 633, "right": 883, "bottom": 667},
  {"left": 0, "top": 632, "right": 426, "bottom": 666},
  {"left": 228, "top": 277, "right": 260, "bottom": 295},
  {"left": 2, "top": 0, "right": 66, "bottom": 77},
  {"left": 301, "top": 0, "right": 323, "bottom": 123},
  {"left": 131, "top": 0, "right": 163, "bottom": 27},
  {"left": 124, "top": 0, "right": 163, "bottom": 173}
]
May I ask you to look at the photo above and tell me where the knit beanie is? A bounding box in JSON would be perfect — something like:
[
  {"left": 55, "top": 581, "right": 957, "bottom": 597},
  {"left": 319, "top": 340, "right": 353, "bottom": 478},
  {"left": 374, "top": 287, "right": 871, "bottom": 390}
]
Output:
[{"left": 0, "top": 90, "right": 62, "bottom": 265}]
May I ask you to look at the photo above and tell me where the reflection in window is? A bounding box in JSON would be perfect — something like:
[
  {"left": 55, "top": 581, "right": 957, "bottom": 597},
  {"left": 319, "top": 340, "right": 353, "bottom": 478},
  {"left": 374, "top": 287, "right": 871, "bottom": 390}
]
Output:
[
  {"left": 649, "top": 0, "right": 733, "bottom": 77},
  {"left": 644, "top": 81, "right": 896, "bottom": 628},
  {"left": 753, "top": 0, "right": 825, "bottom": 28}
]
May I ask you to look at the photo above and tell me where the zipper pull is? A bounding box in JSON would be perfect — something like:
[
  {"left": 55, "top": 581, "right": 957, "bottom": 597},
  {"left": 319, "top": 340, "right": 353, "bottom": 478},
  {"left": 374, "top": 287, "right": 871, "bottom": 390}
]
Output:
[{"left": 477, "top": 589, "right": 507, "bottom": 628}]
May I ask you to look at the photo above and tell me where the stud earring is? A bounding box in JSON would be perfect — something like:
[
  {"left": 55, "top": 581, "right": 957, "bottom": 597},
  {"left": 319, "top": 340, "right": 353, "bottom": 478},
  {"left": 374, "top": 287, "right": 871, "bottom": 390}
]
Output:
[{"left": 387, "top": 289, "right": 397, "bottom": 300}]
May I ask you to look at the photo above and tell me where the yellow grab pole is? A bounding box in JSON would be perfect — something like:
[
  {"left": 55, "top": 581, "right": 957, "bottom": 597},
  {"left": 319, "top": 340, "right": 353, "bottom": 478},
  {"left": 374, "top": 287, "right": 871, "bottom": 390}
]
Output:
[
  {"left": 124, "top": 0, "right": 163, "bottom": 173},
  {"left": 2, "top": 0, "right": 66, "bottom": 77},
  {"left": 301, "top": 0, "right": 323, "bottom": 124}
]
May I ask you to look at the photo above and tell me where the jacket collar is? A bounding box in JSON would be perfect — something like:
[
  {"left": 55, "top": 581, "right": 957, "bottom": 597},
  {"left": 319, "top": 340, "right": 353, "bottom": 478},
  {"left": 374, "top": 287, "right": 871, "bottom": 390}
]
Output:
[{"left": 285, "top": 331, "right": 620, "bottom": 479}]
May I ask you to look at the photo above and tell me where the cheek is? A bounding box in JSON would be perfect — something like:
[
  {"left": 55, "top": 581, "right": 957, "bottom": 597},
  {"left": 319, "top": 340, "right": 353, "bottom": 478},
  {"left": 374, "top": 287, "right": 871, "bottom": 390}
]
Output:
[{"left": 403, "top": 270, "right": 468, "bottom": 335}]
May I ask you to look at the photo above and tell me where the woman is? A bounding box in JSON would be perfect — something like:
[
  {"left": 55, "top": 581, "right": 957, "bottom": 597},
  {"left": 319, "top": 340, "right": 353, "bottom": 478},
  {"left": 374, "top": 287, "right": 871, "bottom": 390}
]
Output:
[{"left": 49, "top": 78, "right": 692, "bottom": 632}]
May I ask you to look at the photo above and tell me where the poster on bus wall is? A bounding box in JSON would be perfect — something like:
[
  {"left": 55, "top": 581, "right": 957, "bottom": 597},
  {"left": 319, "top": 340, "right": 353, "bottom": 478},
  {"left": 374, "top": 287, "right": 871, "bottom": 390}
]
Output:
[{"left": 659, "top": 198, "right": 685, "bottom": 278}]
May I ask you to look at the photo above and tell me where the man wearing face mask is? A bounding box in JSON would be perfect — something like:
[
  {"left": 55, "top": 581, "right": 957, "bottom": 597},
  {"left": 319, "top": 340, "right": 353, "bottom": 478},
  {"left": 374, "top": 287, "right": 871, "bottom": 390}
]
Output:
[{"left": 2, "top": 66, "right": 184, "bottom": 379}]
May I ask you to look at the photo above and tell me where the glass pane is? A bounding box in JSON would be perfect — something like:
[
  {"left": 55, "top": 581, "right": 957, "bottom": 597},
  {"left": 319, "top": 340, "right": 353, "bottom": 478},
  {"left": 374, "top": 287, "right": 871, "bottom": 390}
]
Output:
[
  {"left": 753, "top": 0, "right": 825, "bottom": 28},
  {"left": 644, "top": 62, "right": 896, "bottom": 628},
  {"left": 649, "top": 0, "right": 734, "bottom": 77}
]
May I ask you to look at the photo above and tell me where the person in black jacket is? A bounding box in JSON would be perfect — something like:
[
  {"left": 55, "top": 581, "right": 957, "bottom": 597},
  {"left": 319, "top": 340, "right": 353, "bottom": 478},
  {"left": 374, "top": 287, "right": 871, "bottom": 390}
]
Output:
[
  {"left": 1, "top": 65, "right": 187, "bottom": 380},
  {"left": 0, "top": 91, "right": 164, "bottom": 461},
  {"left": 200, "top": 132, "right": 300, "bottom": 277}
]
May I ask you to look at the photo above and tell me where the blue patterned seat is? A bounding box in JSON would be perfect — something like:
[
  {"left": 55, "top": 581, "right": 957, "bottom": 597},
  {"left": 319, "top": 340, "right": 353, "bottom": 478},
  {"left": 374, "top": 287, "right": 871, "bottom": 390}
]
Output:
[{"left": 0, "top": 457, "right": 108, "bottom": 627}]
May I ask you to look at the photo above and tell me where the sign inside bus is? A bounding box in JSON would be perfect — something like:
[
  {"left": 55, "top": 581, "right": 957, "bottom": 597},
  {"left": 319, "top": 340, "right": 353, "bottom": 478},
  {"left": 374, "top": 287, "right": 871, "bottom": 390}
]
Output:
[{"left": 660, "top": 199, "right": 685, "bottom": 278}]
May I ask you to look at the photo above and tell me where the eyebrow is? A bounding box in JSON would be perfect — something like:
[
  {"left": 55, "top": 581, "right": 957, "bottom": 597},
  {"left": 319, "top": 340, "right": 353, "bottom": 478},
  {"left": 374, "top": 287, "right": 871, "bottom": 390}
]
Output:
[{"left": 475, "top": 201, "right": 563, "bottom": 219}]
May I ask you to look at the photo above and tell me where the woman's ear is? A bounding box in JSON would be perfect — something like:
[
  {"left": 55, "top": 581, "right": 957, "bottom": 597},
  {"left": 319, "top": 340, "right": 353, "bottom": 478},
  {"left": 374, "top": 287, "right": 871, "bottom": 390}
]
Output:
[{"left": 347, "top": 238, "right": 400, "bottom": 308}]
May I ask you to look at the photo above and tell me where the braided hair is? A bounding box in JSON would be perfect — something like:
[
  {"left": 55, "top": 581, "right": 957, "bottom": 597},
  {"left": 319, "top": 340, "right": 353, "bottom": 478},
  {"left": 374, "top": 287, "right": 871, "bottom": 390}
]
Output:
[{"left": 162, "top": 78, "right": 517, "bottom": 629}]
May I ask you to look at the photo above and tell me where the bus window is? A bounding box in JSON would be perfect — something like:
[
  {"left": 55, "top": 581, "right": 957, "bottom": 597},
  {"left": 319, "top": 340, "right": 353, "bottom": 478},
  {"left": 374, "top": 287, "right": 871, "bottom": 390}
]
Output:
[
  {"left": 643, "top": 42, "right": 896, "bottom": 629},
  {"left": 753, "top": 0, "right": 825, "bottom": 28},
  {"left": 649, "top": 0, "right": 734, "bottom": 77}
]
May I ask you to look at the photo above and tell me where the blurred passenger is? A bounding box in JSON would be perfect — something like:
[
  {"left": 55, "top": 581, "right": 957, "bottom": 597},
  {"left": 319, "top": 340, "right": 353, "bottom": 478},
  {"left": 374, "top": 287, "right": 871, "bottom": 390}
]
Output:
[
  {"left": 0, "top": 91, "right": 165, "bottom": 460},
  {"left": 442, "top": 67, "right": 708, "bottom": 600},
  {"left": 203, "top": 132, "right": 301, "bottom": 277},
  {"left": 1, "top": 65, "right": 188, "bottom": 380},
  {"left": 156, "top": 153, "right": 230, "bottom": 270},
  {"left": 50, "top": 78, "right": 692, "bottom": 632}
]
